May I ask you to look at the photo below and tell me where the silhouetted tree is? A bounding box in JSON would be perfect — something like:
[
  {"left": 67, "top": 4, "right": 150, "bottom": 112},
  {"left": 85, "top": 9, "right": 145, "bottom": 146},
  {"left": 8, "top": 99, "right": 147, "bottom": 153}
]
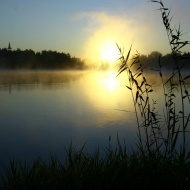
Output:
[{"left": 0, "top": 48, "right": 86, "bottom": 70}]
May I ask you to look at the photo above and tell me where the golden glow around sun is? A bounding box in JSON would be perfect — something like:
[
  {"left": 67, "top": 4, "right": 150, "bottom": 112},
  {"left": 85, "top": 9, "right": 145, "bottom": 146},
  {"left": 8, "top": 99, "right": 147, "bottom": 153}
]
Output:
[{"left": 100, "top": 41, "right": 119, "bottom": 63}]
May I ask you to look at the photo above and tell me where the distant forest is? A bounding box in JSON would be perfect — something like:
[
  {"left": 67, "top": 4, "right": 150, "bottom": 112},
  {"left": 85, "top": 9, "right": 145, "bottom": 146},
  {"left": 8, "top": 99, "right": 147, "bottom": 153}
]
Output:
[
  {"left": 0, "top": 47, "right": 190, "bottom": 70},
  {"left": 0, "top": 48, "right": 86, "bottom": 70},
  {"left": 137, "top": 51, "right": 190, "bottom": 71}
]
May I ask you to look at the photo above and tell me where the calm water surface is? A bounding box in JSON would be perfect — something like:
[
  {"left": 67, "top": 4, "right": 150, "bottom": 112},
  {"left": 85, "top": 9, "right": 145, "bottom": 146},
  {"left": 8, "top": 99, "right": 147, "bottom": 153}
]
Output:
[
  {"left": 0, "top": 71, "right": 137, "bottom": 164},
  {"left": 0, "top": 70, "right": 189, "bottom": 165}
]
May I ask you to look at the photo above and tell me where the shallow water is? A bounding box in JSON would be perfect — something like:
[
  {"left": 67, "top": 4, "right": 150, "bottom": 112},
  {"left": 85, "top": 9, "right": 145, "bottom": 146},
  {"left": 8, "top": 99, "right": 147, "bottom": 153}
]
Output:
[{"left": 0, "top": 70, "right": 189, "bottom": 165}]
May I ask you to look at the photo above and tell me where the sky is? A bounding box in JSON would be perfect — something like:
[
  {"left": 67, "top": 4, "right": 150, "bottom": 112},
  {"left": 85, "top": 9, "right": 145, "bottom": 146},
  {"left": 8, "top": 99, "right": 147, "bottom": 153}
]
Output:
[{"left": 0, "top": 0, "right": 190, "bottom": 63}]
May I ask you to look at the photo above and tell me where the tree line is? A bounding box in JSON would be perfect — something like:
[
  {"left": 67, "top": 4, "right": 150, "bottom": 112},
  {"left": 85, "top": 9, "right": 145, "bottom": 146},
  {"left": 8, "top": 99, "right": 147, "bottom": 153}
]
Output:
[
  {"left": 0, "top": 48, "right": 86, "bottom": 70},
  {"left": 137, "top": 51, "right": 190, "bottom": 71},
  {"left": 0, "top": 48, "right": 189, "bottom": 70}
]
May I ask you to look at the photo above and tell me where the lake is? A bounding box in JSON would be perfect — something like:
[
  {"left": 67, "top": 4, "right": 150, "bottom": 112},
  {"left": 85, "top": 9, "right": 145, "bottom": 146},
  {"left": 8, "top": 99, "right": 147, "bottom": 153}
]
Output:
[{"left": 0, "top": 70, "right": 190, "bottom": 166}]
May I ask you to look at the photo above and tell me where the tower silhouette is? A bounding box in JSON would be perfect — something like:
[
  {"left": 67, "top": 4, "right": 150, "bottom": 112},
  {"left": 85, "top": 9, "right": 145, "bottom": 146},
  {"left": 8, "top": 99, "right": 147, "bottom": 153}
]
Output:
[{"left": 8, "top": 42, "right": 12, "bottom": 50}]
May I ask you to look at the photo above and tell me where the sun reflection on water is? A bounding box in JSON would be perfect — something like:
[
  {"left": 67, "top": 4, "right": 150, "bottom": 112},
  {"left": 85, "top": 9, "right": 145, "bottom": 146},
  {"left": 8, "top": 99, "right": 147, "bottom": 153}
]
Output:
[{"left": 101, "top": 71, "right": 118, "bottom": 92}]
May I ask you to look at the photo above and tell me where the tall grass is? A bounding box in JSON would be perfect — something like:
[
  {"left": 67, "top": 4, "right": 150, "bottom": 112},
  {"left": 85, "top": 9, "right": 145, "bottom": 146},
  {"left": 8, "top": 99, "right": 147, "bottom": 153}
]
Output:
[
  {"left": 117, "top": 0, "right": 190, "bottom": 160},
  {"left": 1, "top": 141, "right": 190, "bottom": 189}
]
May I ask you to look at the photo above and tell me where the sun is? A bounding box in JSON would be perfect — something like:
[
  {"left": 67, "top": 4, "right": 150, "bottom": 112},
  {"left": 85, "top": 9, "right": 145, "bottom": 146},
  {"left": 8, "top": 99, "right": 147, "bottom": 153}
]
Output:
[{"left": 100, "top": 41, "right": 119, "bottom": 63}]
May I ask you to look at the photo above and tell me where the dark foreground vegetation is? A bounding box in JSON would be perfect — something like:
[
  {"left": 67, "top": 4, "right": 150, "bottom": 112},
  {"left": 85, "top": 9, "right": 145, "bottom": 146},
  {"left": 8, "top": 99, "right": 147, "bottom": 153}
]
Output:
[
  {"left": 1, "top": 142, "right": 190, "bottom": 190},
  {"left": 1, "top": 0, "right": 190, "bottom": 189}
]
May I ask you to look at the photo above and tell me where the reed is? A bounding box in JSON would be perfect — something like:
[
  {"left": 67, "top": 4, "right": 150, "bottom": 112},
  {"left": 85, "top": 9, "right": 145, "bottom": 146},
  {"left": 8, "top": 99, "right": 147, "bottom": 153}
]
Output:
[{"left": 117, "top": 0, "right": 190, "bottom": 160}]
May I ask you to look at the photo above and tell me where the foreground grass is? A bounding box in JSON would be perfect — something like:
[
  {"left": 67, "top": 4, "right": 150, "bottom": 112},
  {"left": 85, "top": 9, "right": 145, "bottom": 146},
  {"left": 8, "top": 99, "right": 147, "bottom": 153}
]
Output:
[{"left": 1, "top": 143, "right": 190, "bottom": 190}]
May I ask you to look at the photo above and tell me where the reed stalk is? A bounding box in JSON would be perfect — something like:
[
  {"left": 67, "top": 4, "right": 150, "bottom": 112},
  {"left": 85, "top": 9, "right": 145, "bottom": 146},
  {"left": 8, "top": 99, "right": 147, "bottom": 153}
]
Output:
[{"left": 117, "top": 0, "right": 190, "bottom": 159}]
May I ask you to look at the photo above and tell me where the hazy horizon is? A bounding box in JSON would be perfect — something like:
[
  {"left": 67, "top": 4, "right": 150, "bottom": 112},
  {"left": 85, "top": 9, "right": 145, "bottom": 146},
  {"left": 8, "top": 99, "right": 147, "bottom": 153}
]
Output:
[{"left": 0, "top": 0, "right": 190, "bottom": 63}]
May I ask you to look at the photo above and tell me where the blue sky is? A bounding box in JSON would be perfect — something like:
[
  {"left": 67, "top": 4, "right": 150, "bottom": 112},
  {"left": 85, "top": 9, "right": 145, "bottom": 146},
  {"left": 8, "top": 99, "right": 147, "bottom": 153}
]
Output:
[{"left": 0, "top": 0, "right": 190, "bottom": 62}]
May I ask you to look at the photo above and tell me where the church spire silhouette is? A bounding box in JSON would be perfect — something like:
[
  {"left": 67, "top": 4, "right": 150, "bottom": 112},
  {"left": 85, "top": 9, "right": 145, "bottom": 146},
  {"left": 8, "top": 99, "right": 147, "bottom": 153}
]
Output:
[{"left": 8, "top": 42, "right": 12, "bottom": 50}]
